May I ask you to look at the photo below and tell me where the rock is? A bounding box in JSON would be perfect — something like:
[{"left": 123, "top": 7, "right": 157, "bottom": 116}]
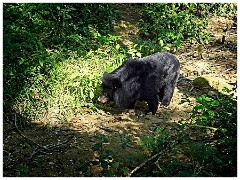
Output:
[
  {"left": 192, "top": 76, "right": 211, "bottom": 89},
  {"left": 192, "top": 75, "right": 233, "bottom": 94}
]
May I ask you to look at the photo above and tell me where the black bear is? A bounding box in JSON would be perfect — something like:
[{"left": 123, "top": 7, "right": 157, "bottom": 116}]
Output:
[{"left": 98, "top": 52, "right": 180, "bottom": 114}]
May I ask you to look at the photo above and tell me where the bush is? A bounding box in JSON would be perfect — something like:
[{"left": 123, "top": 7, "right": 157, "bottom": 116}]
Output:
[
  {"left": 138, "top": 84, "right": 237, "bottom": 176},
  {"left": 140, "top": 4, "right": 210, "bottom": 48},
  {"left": 139, "top": 3, "right": 237, "bottom": 51},
  {"left": 3, "top": 3, "right": 121, "bottom": 123},
  {"left": 9, "top": 43, "right": 125, "bottom": 123}
]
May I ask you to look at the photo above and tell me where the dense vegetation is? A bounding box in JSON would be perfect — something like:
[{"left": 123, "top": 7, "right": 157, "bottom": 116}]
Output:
[
  {"left": 3, "top": 3, "right": 123, "bottom": 122},
  {"left": 137, "top": 87, "right": 237, "bottom": 176},
  {"left": 3, "top": 3, "right": 237, "bottom": 177}
]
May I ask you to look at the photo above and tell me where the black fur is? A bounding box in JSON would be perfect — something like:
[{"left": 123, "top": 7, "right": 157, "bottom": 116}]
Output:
[{"left": 98, "top": 52, "right": 180, "bottom": 114}]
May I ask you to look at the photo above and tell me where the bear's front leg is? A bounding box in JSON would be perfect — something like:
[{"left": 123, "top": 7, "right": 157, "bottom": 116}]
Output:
[
  {"left": 161, "top": 85, "right": 175, "bottom": 107},
  {"left": 146, "top": 97, "right": 159, "bottom": 115}
]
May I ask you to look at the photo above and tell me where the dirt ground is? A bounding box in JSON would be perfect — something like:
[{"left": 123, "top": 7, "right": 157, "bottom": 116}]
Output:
[{"left": 3, "top": 5, "right": 237, "bottom": 177}]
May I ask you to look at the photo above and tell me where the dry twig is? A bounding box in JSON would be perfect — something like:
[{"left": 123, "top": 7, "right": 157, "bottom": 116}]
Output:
[
  {"left": 14, "top": 114, "right": 48, "bottom": 150},
  {"left": 128, "top": 142, "right": 177, "bottom": 177},
  {"left": 14, "top": 114, "right": 73, "bottom": 159},
  {"left": 187, "top": 124, "right": 218, "bottom": 131}
]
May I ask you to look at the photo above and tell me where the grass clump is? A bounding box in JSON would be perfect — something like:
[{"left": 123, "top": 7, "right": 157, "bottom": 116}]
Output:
[{"left": 11, "top": 45, "right": 125, "bottom": 124}]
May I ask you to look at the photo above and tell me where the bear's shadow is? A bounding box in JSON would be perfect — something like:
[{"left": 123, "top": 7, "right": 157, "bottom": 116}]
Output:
[{"left": 96, "top": 100, "right": 150, "bottom": 116}]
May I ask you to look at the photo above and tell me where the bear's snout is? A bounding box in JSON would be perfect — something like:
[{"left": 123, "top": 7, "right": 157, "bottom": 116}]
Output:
[{"left": 98, "top": 95, "right": 109, "bottom": 103}]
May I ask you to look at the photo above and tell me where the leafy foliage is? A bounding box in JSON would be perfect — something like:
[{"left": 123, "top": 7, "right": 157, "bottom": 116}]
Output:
[
  {"left": 138, "top": 84, "right": 237, "bottom": 176},
  {"left": 78, "top": 134, "right": 125, "bottom": 177},
  {"left": 3, "top": 3, "right": 121, "bottom": 123},
  {"left": 10, "top": 45, "right": 125, "bottom": 123},
  {"left": 16, "top": 164, "right": 29, "bottom": 177},
  {"left": 139, "top": 3, "right": 236, "bottom": 53},
  {"left": 208, "top": 3, "right": 237, "bottom": 16},
  {"left": 140, "top": 3, "right": 209, "bottom": 49},
  {"left": 91, "top": 134, "right": 116, "bottom": 176}
]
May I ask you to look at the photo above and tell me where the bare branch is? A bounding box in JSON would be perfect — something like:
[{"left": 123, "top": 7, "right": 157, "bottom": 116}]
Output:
[
  {"left": 14, "top": 114, "right": 48, "bottom": 150},
  {"left": 14, "top": 114, "right": 73, "bottom": 159},
  {"left": 128, "top": 142, "right": 177, "bottom": 177}
]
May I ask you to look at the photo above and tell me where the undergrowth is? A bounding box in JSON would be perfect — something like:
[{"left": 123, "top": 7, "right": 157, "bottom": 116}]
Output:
[
  {"left": 11, "top": 45, "right": 125, "bottom": 124},
  {"left": 137, "top": 85, "right": 237, "bottom": 177},
  {"left": 3, "top": 3, "right": 123, "bottom": 123},
  {"left": 3, "top": 3, "right": 237, "bottom": 177},
  {"left": 139, "top": 3, "right": 236, "bottom": 54}
]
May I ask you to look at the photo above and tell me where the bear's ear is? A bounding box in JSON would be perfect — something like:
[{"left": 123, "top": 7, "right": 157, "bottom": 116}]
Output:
[
  {"left": 102, "top": 72, "right": 112, "bottom": 85},
  {"left": 102, "top": 72, "right": 111, "bottom": 80},
  {"left": 102, "top": 72, "right": 121, "bottom": 89}
]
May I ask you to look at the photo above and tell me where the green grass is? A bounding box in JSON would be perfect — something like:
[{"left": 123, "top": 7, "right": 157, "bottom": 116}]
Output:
[{"left": 10, "top": 45, "right": 126, "bottom": 124}]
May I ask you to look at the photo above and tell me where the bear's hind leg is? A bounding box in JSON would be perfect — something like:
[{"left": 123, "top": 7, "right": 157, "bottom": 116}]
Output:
[{"left": 127, "top": 101, "right": 136, "bottom": 109}]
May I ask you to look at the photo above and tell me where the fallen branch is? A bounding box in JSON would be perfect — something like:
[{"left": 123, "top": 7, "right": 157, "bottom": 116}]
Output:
[
  {"left": 14, "top": 114, "right": 73, "bottom": 158},
  {"left": 97, "top": 125, "right": 117, "bottom": 132},
  {"left": 128, "top": 151, "right": 163, "bottom": 177},
  {"left": 128, "top": 142, "right": 177, "bottom": 177},
  {"left": 14, "top": 114, "right": 48, "bottom": 150},
  {"left": 187, "top": 124, "right": 218, "bottom": 131},
  {"left": 29, "top": 135, "right": 73, "bottom": 159}
]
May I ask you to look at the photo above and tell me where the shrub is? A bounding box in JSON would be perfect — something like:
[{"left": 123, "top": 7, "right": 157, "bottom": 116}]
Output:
[
  {"left": 3, "top": 3, "right": 121, "bottom": 123},
  {"left": 139, "top": 3, "right": 237, "bottom": 52},
  {"left": 138, "top": 84, "right": 237, "bottom": 176}
]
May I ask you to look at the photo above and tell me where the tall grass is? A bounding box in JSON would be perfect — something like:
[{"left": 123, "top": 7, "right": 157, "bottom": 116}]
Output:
[{"left": 10, "top": 45, "right": 125, "bottom": 125}]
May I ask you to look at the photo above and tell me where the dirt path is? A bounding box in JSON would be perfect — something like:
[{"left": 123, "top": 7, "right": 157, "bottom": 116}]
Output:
[{"left": 3, "top": 5, "right": 237, "bottom": 177}]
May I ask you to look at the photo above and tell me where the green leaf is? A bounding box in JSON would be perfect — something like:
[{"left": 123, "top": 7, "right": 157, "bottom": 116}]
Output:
[
  {"left": 174, "top": 40, "right": 181, "bottom": 47},
  {"left": 70, "top": 72, "right": 80, "bottom": 80},
  {"left": 97, "top": 134, "right": 109, "bottom": 143},
  {"left": 221, "top": 128, "right": 227, "bottom": 135},
  {"left": 101, "top": 161, "right": 109, "bottom": 170},
  {"left": 39, "top": 59, "right": 44, "bottom": 67},
  {"left": 208, "top": 110, "right": 215, "bottom": 117},
  {"left": 19, "top": 58, "right": 25, "bottom": 65},
  {"left": 136, "top": 52, "right": 141, "bottom": 57},
  {"left": 89, "top": 91, "right": 94, "bottom": 99},
  {"left": 204, "top": 96, "right": 213, "bottom": 102},
  {"left": 159, "top": 40, "right": 164, "bottom": 47},
  {"left": 92, "top": 142, "right": 102, "bottom": 151},
  {"left": 116, "top": 44, "right": 120, "bottom": 50},
  {"left": 211, "top": 100, "right": 220, "bottom": 106},
  {"left": 179, "top": 25, "right": 184, "bottom": 31},
  {"left": 196, "top": 96, "right": 203, "bottom": 103},
  {"left": 194, "top": 105, "right": 204, "bottom": 111},
  {"left": 201, "top": 112, "right": 209, "bottom": 120}
]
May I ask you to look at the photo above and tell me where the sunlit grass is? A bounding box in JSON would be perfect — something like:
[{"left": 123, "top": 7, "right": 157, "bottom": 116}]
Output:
[{"left": 12, "top": 46, "right": 126, "bottom": 125}]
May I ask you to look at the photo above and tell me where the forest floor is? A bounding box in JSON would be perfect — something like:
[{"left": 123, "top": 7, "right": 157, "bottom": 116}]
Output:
[{"left": 3, "top": 4, "right": 237, "bottom": 177}]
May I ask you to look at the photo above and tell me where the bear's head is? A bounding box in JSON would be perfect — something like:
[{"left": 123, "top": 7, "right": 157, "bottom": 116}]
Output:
[{"left": 98, "top": 72, "right": 121, "bottom": 103}]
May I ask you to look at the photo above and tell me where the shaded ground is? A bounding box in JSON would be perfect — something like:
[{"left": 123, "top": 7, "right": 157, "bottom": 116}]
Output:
[{"left": 3, "top": 4, "right": 237, "bottom": 177}]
